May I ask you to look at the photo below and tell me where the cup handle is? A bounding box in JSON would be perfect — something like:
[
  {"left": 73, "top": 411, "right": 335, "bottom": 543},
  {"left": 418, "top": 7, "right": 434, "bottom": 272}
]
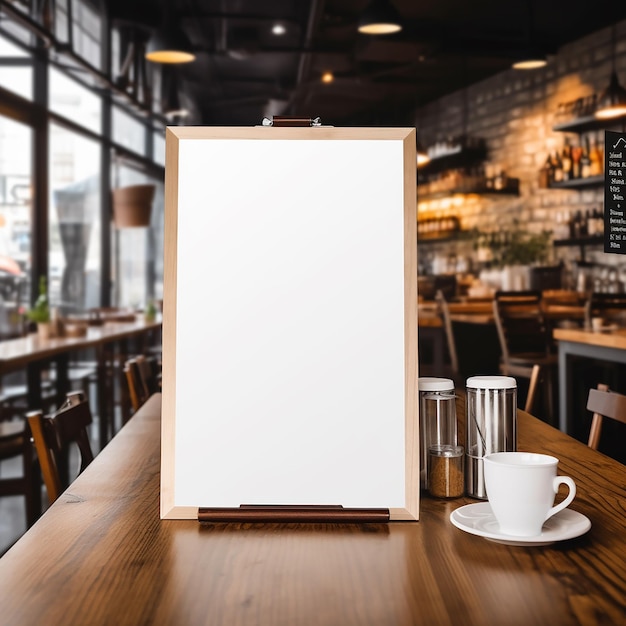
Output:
[{"left": 546, "top": 476, "right": 576, "bottom": 521}]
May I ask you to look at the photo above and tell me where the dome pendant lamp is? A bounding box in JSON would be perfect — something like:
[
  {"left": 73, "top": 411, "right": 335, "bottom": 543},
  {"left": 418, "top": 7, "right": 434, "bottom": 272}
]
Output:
[
  {"left": 145, "top": 4, "right": 195, "bottom": 64},
  {"left": 357, "top": 0, "right": 402, "bottom": 35},
  {"left": 595, "top": 26, "right": 626, "bottom": 120}
]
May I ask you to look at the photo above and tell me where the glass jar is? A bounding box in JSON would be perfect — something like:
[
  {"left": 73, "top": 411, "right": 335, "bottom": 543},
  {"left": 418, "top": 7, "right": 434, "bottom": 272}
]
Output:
[{"left": 418, "top": 377, "right": 456, "bottom": 490}]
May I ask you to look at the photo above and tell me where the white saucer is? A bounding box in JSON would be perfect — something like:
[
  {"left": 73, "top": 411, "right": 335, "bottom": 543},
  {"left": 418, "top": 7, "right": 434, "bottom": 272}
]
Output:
[{"left": 450, "top": 502, "right": 591, "bottom": 546}]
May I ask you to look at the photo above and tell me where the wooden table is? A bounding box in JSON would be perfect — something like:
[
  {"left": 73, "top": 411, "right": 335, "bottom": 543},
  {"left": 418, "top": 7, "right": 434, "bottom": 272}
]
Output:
[
  {"left": 0, "top": 317, "right": 161, "bottom": 446},
  {"left": 0, "top": 393, "right": 624, "bottom": 625},
  {"left": 553, "top": 327, "right": 626, "bottom": 436}
]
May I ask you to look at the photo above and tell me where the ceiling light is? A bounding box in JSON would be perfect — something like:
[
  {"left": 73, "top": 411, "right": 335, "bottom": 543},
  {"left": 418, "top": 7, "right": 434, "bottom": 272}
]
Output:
[
  {"left": 357, "top": 0, "right": 402, "bottom": 35},
  {"left": 272, "top": 23, "right": 287, "bottom": 36},
  {"left": 512, "top": 52, "right": 547, "bottom": 70},
  {"left": 512, "top": 1, "right": 546, "bottom": 70},
  {"left": 321, "top": 71, "right": 334, "bottom": 84},
  {"left": 595, "top": 25, "right": 626, "bottom": 120},
  {"left": 145, "top": 24, "right": 196, "bottom": 64},
  {"left": 595, "top": 71, "right": 626, "bottom": 120}
]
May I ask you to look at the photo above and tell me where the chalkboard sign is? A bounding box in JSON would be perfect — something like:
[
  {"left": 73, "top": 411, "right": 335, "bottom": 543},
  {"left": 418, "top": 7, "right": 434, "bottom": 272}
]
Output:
[
  {"left": 605, "top": 130, "right": 626, "bottom": 254},
  {"left": 160, "top": 126, "right": 419, "bottom": 522}
]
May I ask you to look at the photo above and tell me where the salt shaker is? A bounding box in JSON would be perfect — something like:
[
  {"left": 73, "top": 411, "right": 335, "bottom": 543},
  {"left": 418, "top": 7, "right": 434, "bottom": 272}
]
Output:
[
  {"left": 418, "top": 377, "right": 456, "bottom": 490},
  {"left": 466, "top": 375, "right": 517, "bottom": 499}
]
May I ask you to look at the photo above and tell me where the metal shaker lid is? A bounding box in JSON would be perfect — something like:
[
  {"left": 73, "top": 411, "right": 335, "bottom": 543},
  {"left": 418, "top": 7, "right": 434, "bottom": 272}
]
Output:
[
  {"left": 466, "top": 375, "right": 517, "bottom": 389},
  {"left": 418, "top": 377, "right": 455, "bottom": 391}
]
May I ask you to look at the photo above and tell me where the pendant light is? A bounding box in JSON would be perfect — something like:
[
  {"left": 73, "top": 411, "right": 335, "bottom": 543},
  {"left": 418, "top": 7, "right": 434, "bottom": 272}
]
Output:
[
  {"left": 512, "top": 49, "right": 547, "bottom": 70},
  {"left": 357, "top": 0, "right": 402, "bottom": 35},
  {"left": 595, "top": 26, "right": 626, "bottom": 120},
  {"left": 145, "top": 4, "right": 195, "bottom": 64},
  {"left": 512, "top": 0, "right": 547, "bottom": 70}
]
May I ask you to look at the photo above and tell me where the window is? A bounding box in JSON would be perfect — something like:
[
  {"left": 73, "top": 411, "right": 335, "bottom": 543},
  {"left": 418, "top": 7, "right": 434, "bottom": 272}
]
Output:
[
  {"left": 49, "top": 67, "right": 102, "bottom": 133},
  {"left": 111, "top": 161, "right": 163, "bottom": 308},
  {"left": 153, "top": 130, "right": 166, "bottom": 166},
  {"left": 49, "top": 123, "right": 101, "bottom": 313},
  {"left": 112, "top": 106, "right": 147, "bottom": 156},
  {"left": 0, "top": 34, "right": 33, "bottom": 101},
  {"left": 0, "top": 114, "right": 31, "bottom": 337}
]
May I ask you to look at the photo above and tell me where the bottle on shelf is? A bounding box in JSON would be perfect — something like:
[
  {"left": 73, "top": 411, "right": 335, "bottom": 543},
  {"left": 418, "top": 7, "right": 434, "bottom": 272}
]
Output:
[
  {"left": 552, "top": 151, "right": 564, "bottom": 183},
  {"left": 580, "top": 136, "right": 591, "bottom": 179},
  {"left": 589, "top": 134, "right": 603, "bottom": 177},
  {"left": 572, "top": 142, "right": 583, "bottom": 179},
  {"left": 539, "top": 154, "right": 554, "bottom": 188},
  {"left": 587, "top": 207, "right": 604, "bottom": 236},
  {"left": 569, "top": 210, "right": 585, "bottom": 239},
  {"left": 561, "top": 139, "right": 573, "bottom": 181}
]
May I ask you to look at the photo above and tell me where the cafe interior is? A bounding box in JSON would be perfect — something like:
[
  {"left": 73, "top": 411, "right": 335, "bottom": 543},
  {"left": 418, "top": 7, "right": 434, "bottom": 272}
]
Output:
[{"left": 0, "top": 1, "right": 625, "bottom": 624}]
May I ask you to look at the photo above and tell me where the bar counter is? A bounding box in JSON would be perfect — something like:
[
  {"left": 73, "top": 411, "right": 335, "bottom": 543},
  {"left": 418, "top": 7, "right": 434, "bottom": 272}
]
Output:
[{"left": 0, "top": 393, "right": 624, "bottom": 625}]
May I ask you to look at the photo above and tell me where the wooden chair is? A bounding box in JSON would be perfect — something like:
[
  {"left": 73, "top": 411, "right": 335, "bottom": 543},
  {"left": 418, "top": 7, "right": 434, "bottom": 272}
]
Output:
[
  {"left": 524, "top": 364, "right": 541, "bottom": 414},
  {"left": 434, "top": 289, "right": 459, "bottom": 378},
  {"left": 493, "top": 291, "right": 557, "bottom": 422},
  {"left": 0, "top": 419, "right": 41, "bottom": 528},
  {"left": 584, "top": 293, "right": 626, "bottom": 328},
  {"left": 124, "top": 355, "right": 159, "bottom": 414},
  {"left": 586, "top": 385, "right": 626, "bottom": 450},
  {"left": 27, "top": 390, "right": 94, "bottom": 504}
]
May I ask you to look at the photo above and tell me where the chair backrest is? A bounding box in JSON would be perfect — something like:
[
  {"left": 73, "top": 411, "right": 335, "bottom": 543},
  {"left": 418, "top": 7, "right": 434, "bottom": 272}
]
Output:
[
  {"left": 135, "top": 355, "right": 160, "bottom": 394},
  {"left": 434, "top": 289, "right": 458, "bottom": 376},
  {"left": 585, "top": 293, "right": 626, "bottom": 327},
  {"left": 27, "top": 390, "right": 94, "bottom": 504},
  {"left": 586, "top": 385, "right": 626, "bottom": 450},
  {"left": 493, "top": 290, "right": 549, "bottom": 364},
  {"left": 124, "top": 355, "right": 157, "bottom": 412}
]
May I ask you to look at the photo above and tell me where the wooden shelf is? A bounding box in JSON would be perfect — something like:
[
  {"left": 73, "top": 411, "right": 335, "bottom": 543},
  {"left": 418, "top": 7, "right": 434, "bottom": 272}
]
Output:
[
  {"left": 549, "top": 175, "right": 604, "bottom": 189},
  {"left": 417, "top": 231, "right": 470, "bottom": 245},
  {"left": 418, "top": 178, "right": 519, "bottom": 200},
  {"left": 553, "top": 235, "right": 604, "bottom": 247},
  {"left": 552, "top": 114, "right": 626, "bottom": 134}
]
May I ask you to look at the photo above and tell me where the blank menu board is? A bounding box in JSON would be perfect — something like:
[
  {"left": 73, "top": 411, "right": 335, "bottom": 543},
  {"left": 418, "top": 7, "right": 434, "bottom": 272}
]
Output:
[{"left": 160, "top": 126, "right": 418, "bottom": 521}]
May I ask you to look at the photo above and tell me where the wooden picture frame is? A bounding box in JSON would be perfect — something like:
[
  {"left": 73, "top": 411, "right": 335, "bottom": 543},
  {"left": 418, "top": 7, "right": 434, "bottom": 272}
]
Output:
[{"left": 161, "top": 126, "right": 418, "bottom": 521}]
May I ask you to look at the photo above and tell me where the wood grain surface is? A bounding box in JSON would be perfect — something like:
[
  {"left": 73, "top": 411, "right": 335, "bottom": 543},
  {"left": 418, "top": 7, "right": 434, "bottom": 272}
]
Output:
[
  {"left": 554, "top": 327, "right": 626, "bottom": 350},
  {"left": 0, "top": 393, "right": 624, "bottom": 625}
]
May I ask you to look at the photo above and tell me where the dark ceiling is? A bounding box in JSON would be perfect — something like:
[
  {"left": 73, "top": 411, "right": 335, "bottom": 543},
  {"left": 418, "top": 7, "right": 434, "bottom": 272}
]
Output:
[{"left": 112, "top": 0, "right": 626, "bottom": 127}]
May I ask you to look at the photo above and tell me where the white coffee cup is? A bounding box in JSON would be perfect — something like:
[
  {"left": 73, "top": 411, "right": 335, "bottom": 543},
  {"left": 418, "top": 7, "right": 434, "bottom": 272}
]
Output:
[
  {"left": 483, "top": 452, "right": 576, "bottom": 537},
  {"left": 591, "top": 317, "right": 604, "bottom": 331}
]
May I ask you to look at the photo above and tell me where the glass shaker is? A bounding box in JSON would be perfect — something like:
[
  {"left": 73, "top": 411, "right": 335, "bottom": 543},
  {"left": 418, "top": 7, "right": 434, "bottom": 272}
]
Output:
[{"left": 418, "top": 377, "right": 457, "bottom": 490}]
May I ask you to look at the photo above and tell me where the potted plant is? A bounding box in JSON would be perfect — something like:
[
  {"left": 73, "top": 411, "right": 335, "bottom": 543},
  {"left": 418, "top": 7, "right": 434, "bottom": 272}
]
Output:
[
  {"left": 27, "top": 276, "right": 51, "bottom": 340},
  {"left": 473, "top": 221, "right": 551, "bottom": 290},
  {"left": 144, "top": 299, "right": 157, "bottom": 323}
]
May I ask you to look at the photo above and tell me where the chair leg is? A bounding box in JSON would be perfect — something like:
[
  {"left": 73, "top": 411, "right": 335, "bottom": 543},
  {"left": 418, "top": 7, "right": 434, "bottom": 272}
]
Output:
[
  {"left": 525, "top": 365, "right": 541, "bottom": 414},
  {"left": 23, "top": 442, "right": 42, "bottom": 528}
]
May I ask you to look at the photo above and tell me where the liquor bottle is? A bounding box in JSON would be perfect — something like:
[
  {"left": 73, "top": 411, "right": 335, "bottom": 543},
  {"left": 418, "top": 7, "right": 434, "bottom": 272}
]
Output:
[
  {"left": 588, "top": 207, "right": 604, "bottom": 236},
  {"left": 570, "top": 210, "right": 584, "bottom": 239},
  {"left": 571, "top": 142, "right": 583, "bottom": 179},
  {"left": 539, "top": 154, "right": 554, "bottom": 188},
  {"left": 561, "top": 139, "right": 572, "bottom": 181},
  {"left": 552, "top": 151, "right": 564, "bottom": 183},
  {"left": 589, "top": 134, "right": 603, "bottom": 177},
  {"left": 580, "top": 136, "right": 592, "bottom": 178}
]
